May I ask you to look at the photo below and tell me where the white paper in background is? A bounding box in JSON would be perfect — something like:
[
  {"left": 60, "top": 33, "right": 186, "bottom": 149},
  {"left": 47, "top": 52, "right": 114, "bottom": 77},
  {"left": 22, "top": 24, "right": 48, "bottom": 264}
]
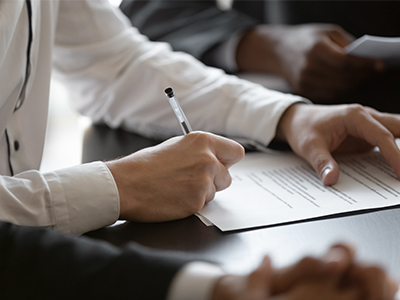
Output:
[
  {"left": 345, "top": 35, "right": 400, "bottom": 67},
  {"left": 198, "top": 151, "right": 400, "bottom": 231}
]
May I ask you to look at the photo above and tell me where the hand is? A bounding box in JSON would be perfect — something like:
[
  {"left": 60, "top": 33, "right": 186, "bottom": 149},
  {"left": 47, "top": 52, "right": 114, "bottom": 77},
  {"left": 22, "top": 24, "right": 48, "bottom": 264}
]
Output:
[
  {"left": 212, "top": 243, "right": 398, "bottom": 300},
  {"left": 212, "top": 244, "right": 355, "bottom": 300},
  {"left": 273, "top": 243, "right": 398, "bottom": 300},
  {"left": 236, "top": 24, "right": 384, "bottom": 102},
  {"left": 212, "top": 256, "right": 273, "bottom": 300},
  {"left": 105, "top": 131, "right": 244, "bottom": 222},
  {"left": 276, "top": 103, "right": 400, "bottom": 186}
]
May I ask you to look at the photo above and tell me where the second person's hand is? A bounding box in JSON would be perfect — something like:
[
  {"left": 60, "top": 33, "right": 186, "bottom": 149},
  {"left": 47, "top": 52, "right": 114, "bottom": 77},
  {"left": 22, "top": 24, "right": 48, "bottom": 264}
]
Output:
[{"left": 276, "top": 103, "right": 400, "bottom": 186}]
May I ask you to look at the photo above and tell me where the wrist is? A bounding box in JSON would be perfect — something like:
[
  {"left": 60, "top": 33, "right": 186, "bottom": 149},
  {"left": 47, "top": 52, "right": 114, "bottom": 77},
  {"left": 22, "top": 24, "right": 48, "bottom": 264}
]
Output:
[
  {"left": 105, "top": 159, "right": 129, "bottom": 220},
  {"left": 236, "top": 25, "right": 286, "bottom": 75},
  {"left": 275, "top": 103, "right": 305, "bottom": 142}
]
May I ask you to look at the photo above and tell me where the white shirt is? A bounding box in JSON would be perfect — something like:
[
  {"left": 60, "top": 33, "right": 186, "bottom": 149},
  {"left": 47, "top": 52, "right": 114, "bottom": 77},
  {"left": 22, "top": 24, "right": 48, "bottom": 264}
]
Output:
[{"left": 0, "top": 1, "right": 305, "bottom": 298}]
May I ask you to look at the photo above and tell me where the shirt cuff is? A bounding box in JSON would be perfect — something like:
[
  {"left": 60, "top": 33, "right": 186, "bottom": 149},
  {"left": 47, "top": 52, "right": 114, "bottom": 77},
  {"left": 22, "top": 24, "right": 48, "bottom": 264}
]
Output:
[
  {"left": 43, "top": 161, "right": 119, "bottom": 235},
  {"left": 166, "top": 262, "right": 225, "bottom": 300},
  {"left": 207, "top": 32, "right": 244, "bottom": 73}
]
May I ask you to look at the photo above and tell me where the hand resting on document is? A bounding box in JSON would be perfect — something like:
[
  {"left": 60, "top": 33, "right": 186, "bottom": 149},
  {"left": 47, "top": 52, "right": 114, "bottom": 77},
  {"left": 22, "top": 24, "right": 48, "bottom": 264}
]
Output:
[{"left": 276, "top": 103, "right": 400, "bottom": 186}]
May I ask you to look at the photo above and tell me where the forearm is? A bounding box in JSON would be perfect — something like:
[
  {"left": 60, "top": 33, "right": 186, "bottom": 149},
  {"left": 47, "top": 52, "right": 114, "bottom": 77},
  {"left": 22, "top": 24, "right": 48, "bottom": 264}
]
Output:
[{"left": 54, "top": 1, "right": 306, "bottom": 146}]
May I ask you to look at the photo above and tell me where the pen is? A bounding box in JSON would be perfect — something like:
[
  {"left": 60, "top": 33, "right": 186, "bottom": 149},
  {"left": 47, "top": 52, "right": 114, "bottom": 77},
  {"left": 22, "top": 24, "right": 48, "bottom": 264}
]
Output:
[{"left": 164, "top": 87, "right": 193, "bottom": 135}]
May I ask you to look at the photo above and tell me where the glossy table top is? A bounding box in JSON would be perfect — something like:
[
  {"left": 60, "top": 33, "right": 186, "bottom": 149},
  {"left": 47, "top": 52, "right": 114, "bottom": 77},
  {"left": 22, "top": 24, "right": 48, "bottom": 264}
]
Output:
[{"left": 83, "top": 124, "right": 400, "bottom": 280}]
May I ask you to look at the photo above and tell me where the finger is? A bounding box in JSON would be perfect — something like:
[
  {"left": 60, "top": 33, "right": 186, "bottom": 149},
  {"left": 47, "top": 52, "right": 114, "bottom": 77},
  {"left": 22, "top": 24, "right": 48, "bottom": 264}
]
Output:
[
  {"left": 282, "top": 282, "right": 361, "bottom": 300},
  {"left": 349, "top": 265, "right": 387, "bottom": 300},
  {"left": 213, "top": 162, "right": 232, "bottom": 192},
  {"left": 345, "top": 55, "right": 385, "bottom": 74},
  {"left": 337, "top": 287, "right": 362, "bottom": 300},
  {"left": 323, "top": 243, "right": 355, "bottom": 273},
  {"left": 311, "top": 36, "right": 351, "bottom": 71},
  {"left": 387, "top": 277, "right": 399, "bottom": 300},
  {"left": 365, "top": 107, "right": 400, "bottom": 137},
  {"left": 271, "top": 255, "right": 340, "bottom": 295},
  {"left": 272, "top": 243, "right": 355, "bottom": 295},
  {"left": 246, "top": 256, "right": 272, "bottom": 300},
  {"left": 327, "top": 26, "right": 355, "bottom": 47},
  {"left": 313, "top": 36, "right": 380, "bottom": 76},
  {"left": 208, "top": 132, "right": 245, "bottom": 168},
  {"left": 295, "top": 134, "right": 340, "bottom": 186},
  {"left": 343, "top": 106, "right": 400, "bottom": 178},
  {"left": 205, "top": 181, "right": 217, "bottom": 203}
]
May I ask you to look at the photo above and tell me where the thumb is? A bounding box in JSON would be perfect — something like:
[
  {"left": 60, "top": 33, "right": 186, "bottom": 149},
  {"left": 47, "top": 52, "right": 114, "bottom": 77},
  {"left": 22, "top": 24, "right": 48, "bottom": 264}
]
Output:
[
  {"left": 301, "top": 139, "right": 340, "bottom": 186},
  {"left": 328, "top": 27, "right": 355, "bottom": 48},
  {"left": 246, "top": 256, "right": 272, "bottom": 300}
]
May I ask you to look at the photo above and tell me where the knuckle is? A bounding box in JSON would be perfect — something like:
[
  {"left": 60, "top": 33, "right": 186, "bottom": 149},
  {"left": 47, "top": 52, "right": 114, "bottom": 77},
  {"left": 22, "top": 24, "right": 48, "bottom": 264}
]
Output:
[
  {"left": 196, "top": 131, "right": 212, "bottom": 143},
  {"left": 298, "top": 256, "right": 316, "bottom": 268},
  {"left": 217, "top": 172, "right": 232, "bottom": 191},
  {"left": 190, "top": 198, "right": 206, "bottom": 212},
  {"left": 346, "top": 104, "right": 366, "bottom": 117},
  {"left": 199, "top": 154, "right": 219, "bottom": 172},
  {"left": 329, "top": 24, "right": 345, "bottom": 34}
]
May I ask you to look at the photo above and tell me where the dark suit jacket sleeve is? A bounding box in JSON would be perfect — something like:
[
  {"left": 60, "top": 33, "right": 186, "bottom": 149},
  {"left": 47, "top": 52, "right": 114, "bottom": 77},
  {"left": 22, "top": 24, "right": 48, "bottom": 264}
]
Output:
[
  {"left": 0, "top": 221, "right": 188, "bottom": 300},
  {"left": 120, "top": 0, "right": 259, "bottom": 62}
]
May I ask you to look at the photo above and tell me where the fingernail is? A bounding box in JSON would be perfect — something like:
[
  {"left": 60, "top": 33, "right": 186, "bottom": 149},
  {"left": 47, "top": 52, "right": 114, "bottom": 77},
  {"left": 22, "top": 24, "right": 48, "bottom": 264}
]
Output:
[
  {"left": 325, "top": 247, "right": 347, "bottom": 263},
  {"left": 323, "top": 247, "right": 348, "bottom": 272},
  {"left": 321, "top": 167, "right": 332, "bottom": 182}
]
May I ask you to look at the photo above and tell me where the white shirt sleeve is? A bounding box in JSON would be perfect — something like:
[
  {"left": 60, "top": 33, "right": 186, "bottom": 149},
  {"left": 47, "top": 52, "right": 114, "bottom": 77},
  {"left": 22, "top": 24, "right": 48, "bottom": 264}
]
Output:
[
  {"left": 0, "top": 162, "right": 119, "bottom": 235},
  {"left": 167, "top": 262, "right": 225, "bottom": 300},
  {"left": 53, "top": 0, "right": 308, "bottom": 147}
]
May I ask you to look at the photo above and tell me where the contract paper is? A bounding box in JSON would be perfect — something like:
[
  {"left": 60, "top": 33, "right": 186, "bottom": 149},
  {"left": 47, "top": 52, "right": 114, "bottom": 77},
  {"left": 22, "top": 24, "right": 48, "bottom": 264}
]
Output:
[
  {"left": 345, "top": 35, "right": 400, "bottom": 67},
  {"left": 198, "top": 151, "right": 400, "bottom": 231}
]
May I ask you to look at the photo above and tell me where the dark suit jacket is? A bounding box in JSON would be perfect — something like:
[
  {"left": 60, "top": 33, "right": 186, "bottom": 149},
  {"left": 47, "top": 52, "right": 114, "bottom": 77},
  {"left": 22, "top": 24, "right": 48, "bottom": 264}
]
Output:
[
  {"left": 0, "top": 221, "right": 188, "bottom": 300},
  {"left": 121, "top": 0, "right": 400, "bottom": 113},
  {"left": 120, "top": 0, "right": 400, "bottom": 65}
]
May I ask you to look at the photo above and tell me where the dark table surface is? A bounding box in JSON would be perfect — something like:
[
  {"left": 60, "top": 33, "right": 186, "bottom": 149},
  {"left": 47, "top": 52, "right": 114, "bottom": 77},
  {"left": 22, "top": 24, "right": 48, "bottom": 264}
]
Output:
[{"left": 83, "top": 124, "right": 400, "bottom": 279}]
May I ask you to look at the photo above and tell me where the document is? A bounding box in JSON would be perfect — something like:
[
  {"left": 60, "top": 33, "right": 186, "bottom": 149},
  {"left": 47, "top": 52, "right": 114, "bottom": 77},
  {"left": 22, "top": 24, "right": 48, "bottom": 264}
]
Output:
[
  {"left": 345, "top": 35, "right": 400, "bottom": 67},
  {"left": 198, "top": 150, "right": 400, "bottom": 231}
]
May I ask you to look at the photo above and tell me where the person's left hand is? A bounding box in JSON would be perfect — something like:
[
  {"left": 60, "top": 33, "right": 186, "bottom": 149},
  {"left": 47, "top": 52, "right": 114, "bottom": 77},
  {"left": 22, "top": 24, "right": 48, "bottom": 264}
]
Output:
[{"left": 276, "top": 103, "right": 400, "bottom": 186}]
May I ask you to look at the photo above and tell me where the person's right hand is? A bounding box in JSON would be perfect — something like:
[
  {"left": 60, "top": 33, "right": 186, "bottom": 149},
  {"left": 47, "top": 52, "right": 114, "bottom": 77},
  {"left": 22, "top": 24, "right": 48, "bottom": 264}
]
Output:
[
  {"left": 236, "top": 24, "right": 384, "bottom": 102},
  {"left": 105, "top": 131, "right": 244, "bottom": 222}
]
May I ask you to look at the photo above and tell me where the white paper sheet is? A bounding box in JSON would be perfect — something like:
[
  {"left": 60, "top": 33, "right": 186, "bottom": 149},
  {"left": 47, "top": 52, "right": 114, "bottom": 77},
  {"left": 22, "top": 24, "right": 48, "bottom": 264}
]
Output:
[
  {"left": 198, "top": 151, "right": 400, "bottom": 231},
  {"left": 345, "top": 35, "right": 400, "bottom": 67}
]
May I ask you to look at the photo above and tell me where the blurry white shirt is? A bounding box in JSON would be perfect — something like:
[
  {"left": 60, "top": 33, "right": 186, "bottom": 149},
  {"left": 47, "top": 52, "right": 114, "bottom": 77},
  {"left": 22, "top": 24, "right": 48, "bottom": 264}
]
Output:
[
  {"left": 0, "top": 1, "right": 306, "bottom": 299},
  {"left": 0, "top": 0, "right": 304, "bottom": 237}
]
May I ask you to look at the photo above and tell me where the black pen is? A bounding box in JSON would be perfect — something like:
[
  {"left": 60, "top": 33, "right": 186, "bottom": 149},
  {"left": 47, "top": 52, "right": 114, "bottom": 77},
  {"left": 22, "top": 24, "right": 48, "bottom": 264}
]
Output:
[{"left": 164, "top": 87, "right": 193, "bottom": 135}]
